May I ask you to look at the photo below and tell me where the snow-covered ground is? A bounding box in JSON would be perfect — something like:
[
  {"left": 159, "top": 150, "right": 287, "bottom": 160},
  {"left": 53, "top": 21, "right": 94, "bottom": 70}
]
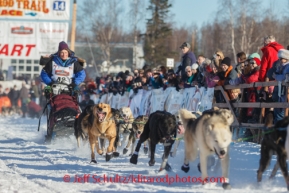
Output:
[{"left": 0, "top": 115, "right": 288, "bottom": 193}]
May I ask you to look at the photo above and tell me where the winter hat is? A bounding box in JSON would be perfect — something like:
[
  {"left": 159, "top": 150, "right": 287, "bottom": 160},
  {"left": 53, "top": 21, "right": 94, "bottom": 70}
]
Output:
[
  {"left": 58, "top": 41, "right": 70, "bottom": 53},
  {"left": 205, "top": 65, "right": 213, "bottom": 73},
  {"left": 191, "top": 63, "right": 199, "bottom": 70},
  {"left": 278, "top": 49, "right": 289, "bottom": 60},
  {"left": 248, "top": 53, "right": 261, "bottom": 60},
  {"left": 222, "top": 57, "right": 231, "bottom": 66},
  {"left": 252, "top": 58, "right": 261, "bottom": 66},
  {"left": 180, "top": 42, "right": 191, "bottom": 49}
]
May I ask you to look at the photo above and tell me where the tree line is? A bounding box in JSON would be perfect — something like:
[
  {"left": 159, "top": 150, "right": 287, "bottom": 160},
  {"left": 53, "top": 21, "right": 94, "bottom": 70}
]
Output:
[{"left": 76, "top": 0, "right": 289, "bottom": 70}]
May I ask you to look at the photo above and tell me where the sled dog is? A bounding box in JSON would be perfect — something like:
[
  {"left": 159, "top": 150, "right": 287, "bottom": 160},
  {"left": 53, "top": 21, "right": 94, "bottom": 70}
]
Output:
[
  {"left": 180, "top": 107, "right": 233, "bottom": 190},
  {"left": 258, "top": 116, "right": 289, "bottom": 190},
  {"left": 170, "top": 111, "right": 201, "bottom": 157},
  {"left": 130, "top": 111, "right": 177, "bottom": 171},
  {"left": 117, "top": 107, "right": 134, "bottom": 148},
  {"left": 74, "top": 103, "right": 119, "bottom": 163},
  {"left": 123, "top": 115, "right": 149, "bottom": 155}
]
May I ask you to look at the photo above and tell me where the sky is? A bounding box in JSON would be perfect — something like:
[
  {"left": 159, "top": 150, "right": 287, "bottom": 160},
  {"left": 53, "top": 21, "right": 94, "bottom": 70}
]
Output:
[
  {"left": 126, "top": 0, "right": 288, "bottom": 31},
  {"left": 77, "top": 0, "right": 289, "bottom": 33}
]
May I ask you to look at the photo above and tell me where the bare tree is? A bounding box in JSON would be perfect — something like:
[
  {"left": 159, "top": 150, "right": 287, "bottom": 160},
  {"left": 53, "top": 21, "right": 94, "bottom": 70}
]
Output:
[
  {"left": 128, "top": 0, "right": 146, "bottom": 70},
  {"left": 79, "top": 0, "right": 123, "bottom": 74}
]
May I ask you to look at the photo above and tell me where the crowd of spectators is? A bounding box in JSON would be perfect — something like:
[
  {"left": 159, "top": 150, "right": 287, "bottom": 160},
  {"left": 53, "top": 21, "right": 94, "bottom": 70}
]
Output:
[
  {"left": 1, "top": 35, "right": 288, "bottom": 131},
  {"left": 78, "top": 36, "right": 288, "bottom": 127}
]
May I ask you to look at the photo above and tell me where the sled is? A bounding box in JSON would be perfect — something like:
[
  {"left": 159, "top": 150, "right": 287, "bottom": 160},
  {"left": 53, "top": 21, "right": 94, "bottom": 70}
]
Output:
[{"left": 38, "top": 82, "right": 81, "bottom": 143}]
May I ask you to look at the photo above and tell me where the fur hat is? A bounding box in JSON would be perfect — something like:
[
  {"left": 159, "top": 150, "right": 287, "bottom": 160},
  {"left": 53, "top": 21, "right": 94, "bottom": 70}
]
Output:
[
  {"left": 180, "top": 42, "right": 191, "bottom": 49},
  {"left": 222, "top": 57, "right": 231, "bottom": 66},
  {"left": 248, "top": 53, "right": 261, "bottom": 60},
  {"left": 191, "top": 63, "right": 199, "bottom": 70},
  {"left": 278, "top": 49, "right": 289, "bottom": 60}
]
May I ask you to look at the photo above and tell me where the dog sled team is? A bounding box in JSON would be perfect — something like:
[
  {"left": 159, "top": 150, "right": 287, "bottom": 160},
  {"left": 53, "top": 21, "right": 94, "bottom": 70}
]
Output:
[
  {"left": 73, "top": 103, "right": 289, "bottom": 190},
  {"left": 37, "top": 40, "right": 289, "bottom": 190}
]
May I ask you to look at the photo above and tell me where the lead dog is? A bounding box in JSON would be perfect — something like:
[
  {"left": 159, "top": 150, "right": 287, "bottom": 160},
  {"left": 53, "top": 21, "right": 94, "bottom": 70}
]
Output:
[
  {"left": 74, "top": 103, "right": 119, "bottom": 163},
  {"left": 130, "top": 111, "right": 177, "bottom": 171},
  {"left": 180, "top": 108, "right": 233, "bottom": 190}
]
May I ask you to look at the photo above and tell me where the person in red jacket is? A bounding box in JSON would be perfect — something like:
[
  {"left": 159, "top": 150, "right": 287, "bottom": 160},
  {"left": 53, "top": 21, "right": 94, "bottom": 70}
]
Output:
[{"left": 259, "top": 35, "right": 284, "bottom": 82}]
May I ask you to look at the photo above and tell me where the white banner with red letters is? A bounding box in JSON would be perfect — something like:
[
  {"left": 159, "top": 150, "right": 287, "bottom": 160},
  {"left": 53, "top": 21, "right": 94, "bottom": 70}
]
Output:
[
  {"left": 0, "top": 21, "right": 68, "bottom": 59},
  {"left": 0, "top": 0, "right": 70, "bottom": 20}
]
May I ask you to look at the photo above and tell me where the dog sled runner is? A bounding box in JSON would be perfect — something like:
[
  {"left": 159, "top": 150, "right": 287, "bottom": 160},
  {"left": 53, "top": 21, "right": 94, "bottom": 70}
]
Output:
[{"left": 38, "top": 83, "right": 81, "bottom": 143}]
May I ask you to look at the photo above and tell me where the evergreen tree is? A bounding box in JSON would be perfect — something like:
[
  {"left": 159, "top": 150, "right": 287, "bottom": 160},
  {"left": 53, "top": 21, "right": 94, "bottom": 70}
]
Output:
[{"left": 143, "top": 0, "right": 173, "bottom": 67}]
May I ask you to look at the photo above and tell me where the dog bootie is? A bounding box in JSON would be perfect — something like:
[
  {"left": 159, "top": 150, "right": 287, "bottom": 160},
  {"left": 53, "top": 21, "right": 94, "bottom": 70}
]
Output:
[
  {"left": 130, "top": 154, "right": 138, "bottom": 164},
  {"left": 123, "top": 148, "right": 128, "bottom": 155},
  {"left": 113, "top": 152, "right": 120, "bottom": 157},
  {"left": 165, "top": 163, "right": 172, "bottom": 171},
  {"left": 181, "top": 164, "right": 190, "bottom": 173},
  {"left": 90, "top": 159, "right": 97, "bottom": 164},
  {"left": 222, "top": 183, "right": 231, "bottom": 190},
  {"left": 149, "top": 159, "right": 155, "bottom": 166},
  {"left": 106, "top": 152, "right": 113, "bottom": 162},
  {"left": 143, "top": 147, "right": 148, "bottom": 154}
]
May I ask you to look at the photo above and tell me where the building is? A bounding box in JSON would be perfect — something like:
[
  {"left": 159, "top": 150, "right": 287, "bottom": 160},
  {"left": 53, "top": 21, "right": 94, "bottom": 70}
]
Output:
[{"left": 0, "top": 42, "right": 144, "bottom": 80}]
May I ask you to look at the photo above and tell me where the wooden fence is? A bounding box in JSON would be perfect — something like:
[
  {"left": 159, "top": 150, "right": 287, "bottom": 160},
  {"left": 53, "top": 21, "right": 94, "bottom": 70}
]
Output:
[{"left": 213, "top": 81, "right": 289, "bottom": 143}]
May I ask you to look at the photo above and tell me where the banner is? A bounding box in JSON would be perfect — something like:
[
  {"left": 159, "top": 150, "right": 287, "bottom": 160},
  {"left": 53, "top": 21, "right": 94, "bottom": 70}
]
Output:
[
  {"left": 164, "top": 87, "right": 184, "bottom": 115},
  {"left": 0, "top": 0, "right": 70, "bottom": 20},
  {"left": 0, "top": 21, "right": 68, "bottom": 59},
  {"left": 150, "top": 88, "right": 166, "bottom": 114},
  {"left": 94, "top": 87, "right": 214, "bottom": 117}
]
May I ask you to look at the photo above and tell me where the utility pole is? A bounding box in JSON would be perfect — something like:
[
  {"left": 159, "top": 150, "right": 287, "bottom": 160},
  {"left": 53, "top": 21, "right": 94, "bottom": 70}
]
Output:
[{"left": 70, "top": 0, "right": 77, "bottom": 51}]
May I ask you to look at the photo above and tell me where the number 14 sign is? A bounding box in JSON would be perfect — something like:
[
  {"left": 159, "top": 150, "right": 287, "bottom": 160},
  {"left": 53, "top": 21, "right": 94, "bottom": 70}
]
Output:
[{"left": 53, "top": 1, "right": 66, "bottom": 11}]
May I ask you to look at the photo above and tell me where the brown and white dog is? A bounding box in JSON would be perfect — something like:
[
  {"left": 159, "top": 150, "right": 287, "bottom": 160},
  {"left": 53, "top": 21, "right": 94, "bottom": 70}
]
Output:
[{"left": 74, "top": 103, "right": 119, "bottom": 163}]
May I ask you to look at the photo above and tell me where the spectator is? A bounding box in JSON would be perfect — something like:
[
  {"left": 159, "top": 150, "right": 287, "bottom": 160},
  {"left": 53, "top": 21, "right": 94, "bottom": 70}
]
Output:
[
  {"left": 197, "top": 55, "right": 206, "bottom": 74},
  {"left": 19, "top": 82, "right": 29, "bottom": 118},
  {"left": 149, "top": 68, "right": 164, "bottom": 89},
  {"left": 183, "top": 64, "right": 203, "bottom": 88},
  {"left": 30, "top": 80, "right": 40, "bottom": 105},
  {"left": 176, "top": 42, "right": 196, "bottom": 81},
  {"left": 235, "top": 52, "right": 247, "bottom": 76},
  {"left": 212, "top": 50, "right": 224, "bottom": 71},
  {"left": 217, "top": 57, "right": 239, "bottom": 101},
  {"left": 133, "top": 69, "right": 139, "bottom": 79},
  {"left": 259, "top": 35, "right": 284, "bottom": 82},
  {"left": 79, "top": 94, "right": 95, "bottom": 111},
  {"left": 123, "top": 72, "right": 134, "bottom": 92},
  {"left": 204, "top": 63, "right": 220, "bottom": 88},
  {"left": 139, "top": 69, "right": 145, "bottom": 78},
  {"left": 158, "top": 65, "right": 167, "bottom": 77},
  {"left": 271, "top": 49, "right": 289, "bottom": 123},
  {"left": 8, "top": 85, "right": 20, "bottom": 114}
]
